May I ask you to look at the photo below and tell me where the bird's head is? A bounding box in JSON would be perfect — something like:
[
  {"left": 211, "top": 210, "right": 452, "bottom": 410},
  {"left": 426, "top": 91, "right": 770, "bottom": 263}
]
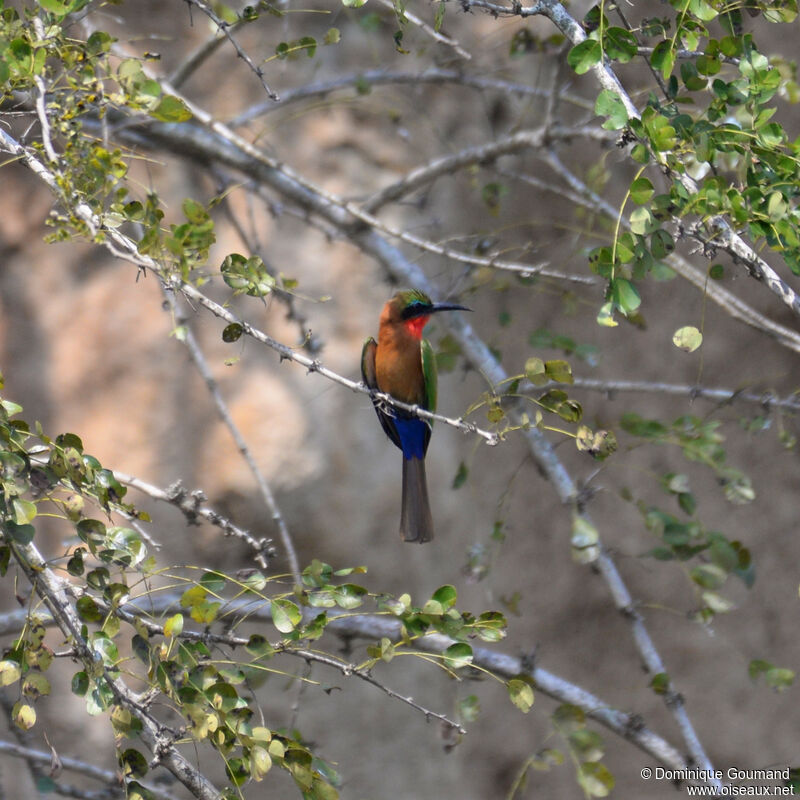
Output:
[{"left": 384, "top": 289, "right": 471, "bottom": 340}]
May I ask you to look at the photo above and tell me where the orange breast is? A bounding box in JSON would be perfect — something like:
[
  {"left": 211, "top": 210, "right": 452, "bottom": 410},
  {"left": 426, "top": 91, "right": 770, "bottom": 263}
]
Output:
[{"left": 375, "top": 328, "right": 424, "bottom": 405}]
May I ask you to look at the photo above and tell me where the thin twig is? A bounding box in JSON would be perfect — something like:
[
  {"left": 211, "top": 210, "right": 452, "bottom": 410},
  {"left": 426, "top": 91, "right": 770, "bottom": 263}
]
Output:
[
  {"left": 291, "top": 648, "right": 467, "bottom": 734},
  {"left": 464, "top": 0, "right": 800, "bottom": 319},
  {"left": 0, "top": 597, "right": 715, "bottom": 782},
  {"left": 4, "top": 536, "right": 223, "bottom": 800},
  {"left": 376, "top": 0, "right": 471, "bottom": 60},
  {"left": 0, "top": 740, "right": 183, "bottom": 800},
  {"left": 229, "top": 68, "right": 593, "bottom": 126},
  {"left": 542, "top": 150, "right": 800, "bottom": 354},
  {"left": 181, "top": 0, "right": 279, "bottom": 100},
  {"left": 112, "top": 470, "right": 276, "bottom": 568},
  {"left": 361, "top": 124, "right": 612, "bottom": 216},
  {"left": 565, "top": 376, "right": 800, "bottom": 411},
  {"left": 164, "top": 289, "right": 301, "bottom": 585},
  {"left": 169, "top": 2, "right": 252, "bottom": 88}
]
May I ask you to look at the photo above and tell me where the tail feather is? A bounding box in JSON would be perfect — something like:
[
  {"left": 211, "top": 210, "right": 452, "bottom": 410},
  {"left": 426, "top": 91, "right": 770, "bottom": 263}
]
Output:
[{"left": 400, "top": 457, "right": 434, "bottom": 543}]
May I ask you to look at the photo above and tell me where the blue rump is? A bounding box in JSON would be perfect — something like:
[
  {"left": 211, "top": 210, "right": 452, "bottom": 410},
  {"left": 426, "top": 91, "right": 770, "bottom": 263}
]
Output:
[{"left": 393, "top": 417, "right": 428, "bottom": 461}]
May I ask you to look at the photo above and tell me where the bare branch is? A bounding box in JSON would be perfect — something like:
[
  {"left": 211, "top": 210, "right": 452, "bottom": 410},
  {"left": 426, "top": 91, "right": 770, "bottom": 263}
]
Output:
[
  {"left": 361, "top": 124, "right": 613, "bottom": 215},
  {"left": 164, "top": 288, "right": 302, "bottom": 585},
  {"left": 0, "top": 740, "right": 183, "bottom": 800},
  {"left": 289, "top": 648, "right": 467, "bottom": 734},
  {"left": 566, "top": 376, "right": 800, "bottom": 412},
  {"left": 4, "top": 536, "right": 223, "bottom": 800},
  {"left": 0, "top": 596, "right": 713, "bottom": 783},
  {"left": 229, "top": 68, "right": 593, "bottom": 126},
  {"left": 169, "top": 2, "right": 254, "bottom": 88},
  {"left": 376, "top": 0, "right": 471, "bottom": 60},
  {"left": 542, "top": 150, "right": 800, "bottom": 354},
  {"left": 181, "top": 0, "right": 279, "bottom": 100},
  {"left": 0, "top": 126, "right": 499, "bottom": 445},
  {"left": 112, "top": 470, "right": 276, "bottom": 568}
]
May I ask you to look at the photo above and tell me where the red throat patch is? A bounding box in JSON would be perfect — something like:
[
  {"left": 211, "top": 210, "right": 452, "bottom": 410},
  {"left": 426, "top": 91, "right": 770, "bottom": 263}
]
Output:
[{"left": 404, "top": 316, "right": 430, "bottom": 340}]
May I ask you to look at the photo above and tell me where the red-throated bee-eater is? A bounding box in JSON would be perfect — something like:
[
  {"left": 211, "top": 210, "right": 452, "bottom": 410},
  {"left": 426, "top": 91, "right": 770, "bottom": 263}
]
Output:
[{"left": 361, "top": 289, "right": 470, "bottom": 543}]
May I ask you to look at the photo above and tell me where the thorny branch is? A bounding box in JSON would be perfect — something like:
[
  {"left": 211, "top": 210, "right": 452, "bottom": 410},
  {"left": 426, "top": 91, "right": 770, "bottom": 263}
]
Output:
[
  {"left": 375, "top": 0, "right": 471, "bottom": 60},
  {"left": 3, "top": 536, "right": 223, "bottom": 800},
  {"left": 0, "top": 597, "right": 716, "bottom": 784},
  {"left": 181, "top": 0, "right": 279, "bottom": 100},
  {"left": 0, "top": 129, "right": 500, "bottom": 447},
  {"left": 164, "top": 288, "right": 303, "bottom": 585},
  {"left": 112, "top": 469, "right": 277, "bottom": 567},
  {"left": 0, "top": 69, "right": 719, "bottom": 784},
  {"left": 462, "top": 0, "right": 800, "bottom": 320},
  {"left": 0, "top": 740, "right": 184, "bottom": 800},
  {"left": 228, "top": 67, "right": 593, "bottom": 126}
]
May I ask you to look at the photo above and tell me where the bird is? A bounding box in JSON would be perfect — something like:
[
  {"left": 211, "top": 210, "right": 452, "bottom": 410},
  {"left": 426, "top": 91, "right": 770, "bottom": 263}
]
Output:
[{"left": 361, "top": 289, "right": 470, "bottom": 543}]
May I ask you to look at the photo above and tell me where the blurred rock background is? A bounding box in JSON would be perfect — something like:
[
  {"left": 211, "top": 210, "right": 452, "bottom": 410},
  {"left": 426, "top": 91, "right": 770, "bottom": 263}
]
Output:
[{"left": 1, "top": 1, "right": 799, "bottom": 797}]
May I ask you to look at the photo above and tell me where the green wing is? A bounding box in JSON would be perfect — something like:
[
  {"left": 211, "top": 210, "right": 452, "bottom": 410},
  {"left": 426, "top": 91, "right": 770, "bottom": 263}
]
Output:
[
  {"left": 361, "top": 336, "right": 403, "bottom": 450},
  {"left": 420, "top": 338, "right": 438, "bottom": 414},
  {"left": 361, "top": 337, "right": 379, "bottom": 391}
]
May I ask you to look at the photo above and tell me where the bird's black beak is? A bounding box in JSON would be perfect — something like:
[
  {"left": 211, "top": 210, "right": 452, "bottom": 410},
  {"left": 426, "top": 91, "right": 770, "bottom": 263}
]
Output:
[{"left": 429, "top": 302, "right": 472, "bottom": 314}]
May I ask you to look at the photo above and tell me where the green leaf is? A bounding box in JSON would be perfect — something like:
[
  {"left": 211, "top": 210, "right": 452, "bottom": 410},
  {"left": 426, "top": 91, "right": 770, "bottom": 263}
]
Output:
[
  {"left": 569, "top": 728, "right": 605, "bottom": 762},
  {"left": 578, "top": 762, "right": 615, "bottom": 797},
  {"left": 323, "top": 27, "right": 341, "bottom": 45},
  {"left": 571, "top": 515, "right": 599, "bottom": 563},
  {"left": 332, "top": 583, "right": 367, "bottom": 609},
  {"left": 250, "top": 745, "right": 273, "bottom": 781},
  {"left": 342, "top": 0, "right": 368, "bottom": 6},
  {"left": 691, "top": 563, "right": 728, "bottom": 590},
  {"left": 629, "top": 207, "right": 658, "bottom": 235},
  {"left": 764, "top": 667, "right": 795, "bottom": 691},
  {"left": 629, "top": 177, "right": 654, "bottom": 205},
  {"left": 650, "top": 229, "right": 675, "bottom": 258},
  {"left": 567, "top": 39, "right": 602, "bottom": 75},
  {"left": 22, "top": 672, "right": 50, "bottom": 699},
  {"left": 431, "top": 0, "right": 446, "bottom": 31},
  {"left": 37, "top": 0, "right": 79, "bottom": 15},
  {"left": 508, "top": 678, "right": 534, "bottom": 713},
  {"left": 71, "top": 671, "right": 89, "bottom": 696},
  {"left": 650, "top": 40, "right": 675, "bottom": 81},
  {"left": 4, "top": 521, "right": 35, "bottom": 544},
  {"left": 610, "top": 278, "right": 641, "bottom": 314},
  {"left": 13, "top": 701, "right": 36, "bottom": 731},
  {"left": 120, "top": 748, "right": 149, "bottom": 779},
  {"left": 525, "top": 357, "right": 548, "bottom": 386},
  {"left": 0, "top": 660, "right": 21, "bottom": 687},
  {"left": 596, "top": 301, "right": 618, "bottom": 327},
  {"left": 544, "top": 359, "right": 573, "bottom": 385},
  {"left": 553, "top": 703, "right": 585, "bottom": 732},
  {"left": 164, "top": 613, "right": 184, "bottom": 638},
  {"left": 650, "top": 672, "right": 670, "bottom": 695},
  {"left": 702, "top": 590, "right": 735, "bottom": 613},
  {"left": 458, "top": 694, "right": 480, "bottom": 722},
  {"left": 443, "top": 643, "right": 473, "bottom": 669},
  {"left": 689, "top": 0, "right": 718, "bottom": 21},
  {"left": 221, "top": 253, "right": 275, "bottom": 297},
  {"left": 452, "top": 461, "right": 468, "bottom": 489},
  {"left": 246, "top": 634, "right": 274, "bottom": 659},
  {"left": 672, "top": 326, "right": 702, "bottom": 352},
  {"left": 271, "top": 599, "right": 302, "bottom": 633},
  {"left": 222, "top": 323, "right": 243, "bottom": 343},
  {"left": 150, "top": 95, "right": 192, "bottom": 122},
  {"left": 430, "top": 584, "right": 458, "bottom": 610},
  {"left": 603, "top": 27, "right": 637, "bottom": 62},
  {"left": 594, "top": 89, "right": 628, "bottom": 130}
]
